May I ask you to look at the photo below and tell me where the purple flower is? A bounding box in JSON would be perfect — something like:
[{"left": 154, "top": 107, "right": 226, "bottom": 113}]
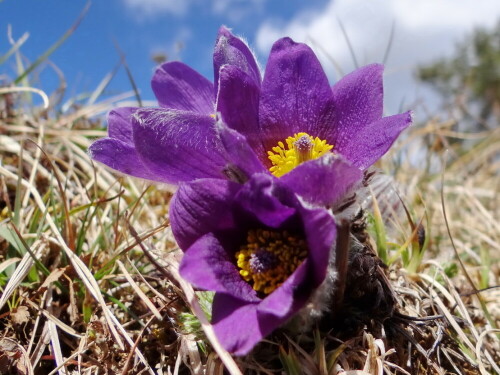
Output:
[
  {"left": 89, "top": 27, "right": 411, "bottom": 195},
  {"left": 171, "top": 173, "right": 338, "bottom": 355}
]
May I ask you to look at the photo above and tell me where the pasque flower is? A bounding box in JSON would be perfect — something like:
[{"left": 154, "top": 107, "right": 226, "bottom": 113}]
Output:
[
  {"left": 171, "top": 172, "right": 342, "bottom": 355},
  {"left": 89, "top": 27, "right": 412, "bottom": 202},
  {"left": 87, "top": 27, "right": 412, "bottom": 355}
]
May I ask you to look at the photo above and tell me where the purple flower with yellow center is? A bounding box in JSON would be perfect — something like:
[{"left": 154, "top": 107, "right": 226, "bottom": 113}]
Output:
[
  {"left": 88, "top": 27, "right": 412, "bottom": 199},
  {"left": 171, "top": 173, "right": 341, "bottom": 355}
]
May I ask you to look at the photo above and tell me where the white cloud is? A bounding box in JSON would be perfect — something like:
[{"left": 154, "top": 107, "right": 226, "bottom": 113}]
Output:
[
  {"left": 255, "top": 0, "right": 500, "bottom": 114},
  {"left": 122, "top": 0, "right": 266, "bottom": 20},
  {"left": 122, "top": 0, "right": 190, "bottom": 17},
  {"left": 212, "top": 0, "right": 266, "bottom": 15}
]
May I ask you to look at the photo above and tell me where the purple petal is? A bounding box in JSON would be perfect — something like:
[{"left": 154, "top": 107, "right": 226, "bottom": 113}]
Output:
[
  {"left": 257, "top": 261, "right": 309, "bottom": 317},
  {"left": 215, "top": 121, "right": 266, "bottom": 180},
  {"left": 89, "top": 138, "right": 160, "bottom": 181},
  {"left": 107, "top": 107, "right": 137, "bottom": 145},
  {"left": 298, "top": 203, "right": 336, "bottom": 287},
  {"left": 338, "top": 111, "right": 413, "bottom": 169},
  {"left": 212, "top": 294, "right": 283, "bottom": 356},
  {"left": 213, "top": 26, "right": 261, "bottom": 95},
  {"left": 179, "top": 233, "right": 260, "bottom": 303},
  {"left": 216, "top": 65, "right": 265, "bottom": 159},
  {"left": 258, "top": 201, "right": 336, "bottom": 316},
  {"left": 151, "top": 61, "right": 214, "bottom": 114},
  {"left": 170, "top": 178, "right": 239, "bottom": 250},
  {"left": 132, "top": 108, "right": 227, "bottom": 184},
  {"left": 280, "top": 154, "right": 363, "bottom": 206},
  {"left": 330, "top": 64, "right": 384, "bottom": 148},
  {"left": 259, "top": 38, "right": 335, "bottom": 152},
  {"left": 234, "top": 173, "right": 296, "bottom": 228}
]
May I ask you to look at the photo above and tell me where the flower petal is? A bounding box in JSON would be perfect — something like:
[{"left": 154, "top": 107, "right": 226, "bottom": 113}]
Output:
[
  {"left": 170, "top": 178, "right": 239, "bottom": 250},
  {"left": 213, "top": 26, "right": 261, "bottom": 94},
  {"left": 280, "top": 154, "right": 362, "bottom": 206},
  {"left": 89, "top": 138, "right": 159, "bottom": 181},
  {"left": 107, "top": 107, "right": 137, "bottom": 145},
  {"left": 216, "top": 64, "right": 265, "bottom": 158},
  {"left": 211, "top": 293, "right": 283, "bottom": 356},
  {"left": 259, "top": 37, "right": 335, "bottom": 152},
  {"left": 257, "top": 261, "right": 309, "bottom": 317},
  {"left": 151, "top": 61, "right": 214, "bottom": 114},
  {"left": 329, "top": 64, "right": 384, "bottom": 148},
  {"left": 258, "top": 201, "right": 336, "bottom": 317},
  {"left": 338, "top": 111, "right": 413, "bottom": 169},
  {"left": 234, "top": 173, "right": 296, "bottom": 228},
  {"left": 179, "top": 233, "right": 260, "bottom": 303},
  {"left": 215, "top": 121, "right": 266, "bottom": 180},
  {"left": 132, "top": 108, "right": 227, "bottom": 184},
  {"left": 298, "top": 203, "right": 336, "bottom": 287}
]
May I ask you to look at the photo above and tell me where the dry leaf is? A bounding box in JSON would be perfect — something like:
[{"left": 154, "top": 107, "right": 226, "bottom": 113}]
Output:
[
  {"left": 11, "top": 306, "right": 30, "bottom": 325},
  {"left": 40, "top": 267, "right": 67, "bottom": 290}
]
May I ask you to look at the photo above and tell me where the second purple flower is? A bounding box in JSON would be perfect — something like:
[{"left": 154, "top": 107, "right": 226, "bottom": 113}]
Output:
[{"left": 171, "top": 173, "right": 338, "bottom": 355}]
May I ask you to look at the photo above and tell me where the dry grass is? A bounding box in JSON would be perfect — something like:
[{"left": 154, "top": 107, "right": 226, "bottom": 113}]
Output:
[{"left": 0, "top": 69, "right": 499, "bottom": 374}]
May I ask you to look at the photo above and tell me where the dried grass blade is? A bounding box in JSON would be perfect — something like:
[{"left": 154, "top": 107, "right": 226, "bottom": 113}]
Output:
[
  {"left": 181, "top": 334, "right": 203, "bottom": 375},
  {"left": 26, "top": 292, "right": 45, "bottom": 360},
  {"left": 46, "top": 290, "right": 68, "bottom": 375},
  {"left": 0, "top": 256, "right": 21, "bottom": 274},
  {"left": 127, "top": 257, "right": 169, "bottom": 303},
  {"left": 55, "top": 91, "right": 135, "bottom": 128},
  {"left": 1, "top": 337, "right": 35, "bottom": 375},
  {"left": 87, "top": 61, "right": 121, "bottom": 106},
  {"left": 31, "top": 142, "right": 75, "bottom": 251},
  {"left": 29, "top": 320, "right": 50, "bottom": 369},
  {"left": 0, "top": 165, "right": 125, "bottom": 349},
  {"left": 336, "top": 17, "right": 358, "bottom": 68},
  {"left": 427, "top": 286, "right": 476, "bottom": 355},
  {"left": 116, "top": 260, "right": 162, "bottom": 320},
  {"left": 475, "top": 329, "right": 500, "bottom": 375},
  {"left": 25, "top": 299, "right": 81, "bottom": 338},
  {"left": 113, "top": 40, "right": 142, "bottom": 107},
  {"left": 0, "top": 87, "right": 49, "bottom": 109},
  {"left": 441, "top": 153, "right": 479, "bottom": 292},
  {"left": 0, "top": 241, "right": 44, "bottom": 310},
  {"left": 119, "top": 314, "right": 158, "bottom": 375},
  {"left": 172, "top": 266, "right": 242, "bottom": 375},
  {"left": 46, "top": 348, "right": 90, "bottom": 375}
]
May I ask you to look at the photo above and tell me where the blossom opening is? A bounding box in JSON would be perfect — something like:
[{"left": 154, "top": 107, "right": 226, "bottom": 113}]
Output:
[
  {"left": 236, "top": 228, "right": 308, "bottom": 295},
  {"left": 267, "top": 132, "right": 333, "bottom": 177}
]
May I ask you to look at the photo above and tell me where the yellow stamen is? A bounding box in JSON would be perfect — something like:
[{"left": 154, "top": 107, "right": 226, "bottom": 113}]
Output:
[
  {"left": 267, "top": 132, "right": 333, "bottom": 177},
  {"left": 235, "top": 228, "right": 308, "bottom": 295}
]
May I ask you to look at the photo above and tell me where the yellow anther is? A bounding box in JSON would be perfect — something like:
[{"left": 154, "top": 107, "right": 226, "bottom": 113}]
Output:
[
  {"left": 235, "top": 228, "right": 308, "bottom": 295},
  {"left": 267, "top": 132, "right": 333, "bottom": 177}
]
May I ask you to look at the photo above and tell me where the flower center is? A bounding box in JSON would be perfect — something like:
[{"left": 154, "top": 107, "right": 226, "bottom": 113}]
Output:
[
  {"left": 235, "top": 228, "right": 308, "bottom": 295},
  {"left": 267, "top": 132, "right": 334, "bottom": 177}
]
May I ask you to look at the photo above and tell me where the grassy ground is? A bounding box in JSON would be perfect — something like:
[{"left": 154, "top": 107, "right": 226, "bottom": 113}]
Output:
[{"left": 0, "top": 39, "right": 499, "bottom": 375}]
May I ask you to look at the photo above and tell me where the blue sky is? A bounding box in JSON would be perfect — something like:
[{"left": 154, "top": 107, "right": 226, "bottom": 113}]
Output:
[
  {"left": 0, "top": 0, "right": 327, "bottom": 105},
  {"left": 2, "top": 0, "right": 500, "bottom": 115}
]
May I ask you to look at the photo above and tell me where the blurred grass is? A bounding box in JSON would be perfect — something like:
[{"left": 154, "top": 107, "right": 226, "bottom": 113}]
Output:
[{"left": 0, "top": 20, "right": 499, "bottom": 375}]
